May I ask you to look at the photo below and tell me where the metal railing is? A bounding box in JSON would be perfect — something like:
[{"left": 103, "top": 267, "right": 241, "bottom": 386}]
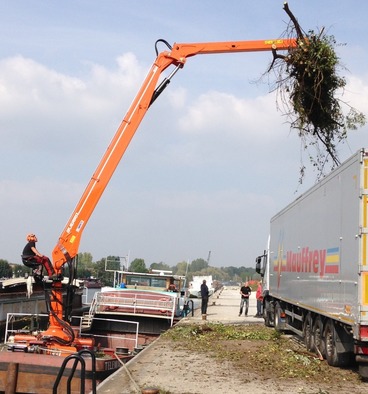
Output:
[
  {"left": 91, "top": 291, "right": 177, "bottom": 326},
  {"left": 72, "top": 315, "right": 139, "bottom": 350},
  {"left": 4, "top": 312, "right": 49, "bottom": 343}
]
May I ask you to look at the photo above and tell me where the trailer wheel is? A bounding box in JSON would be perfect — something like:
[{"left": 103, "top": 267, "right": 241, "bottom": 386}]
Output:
[
  {"left": 303, "top": 313, "right": 314, "bottom": 352},
  {"left": 324, "top": 319, "right": 353, "bottom": 367},
  {"left": 312, "top": 316, "right": 325, "bottom": 359}
]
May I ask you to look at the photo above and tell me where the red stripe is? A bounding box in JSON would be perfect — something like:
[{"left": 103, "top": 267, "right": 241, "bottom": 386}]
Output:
[{"left": 325, "top": 265, "right": 339, "bottom": 274}]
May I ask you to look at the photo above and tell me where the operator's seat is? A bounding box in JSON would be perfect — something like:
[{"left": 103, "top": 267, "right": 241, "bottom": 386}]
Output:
[
  {"left": 21, "top": 255, "right": 40, "bottom": 269},
  {"left": 21, "top": 256, "right": 43, "bottom": 283}
]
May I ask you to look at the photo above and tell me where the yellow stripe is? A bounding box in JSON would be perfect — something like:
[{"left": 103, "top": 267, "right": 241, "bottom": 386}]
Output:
[
  {"left": 363, "top": 272, "right": 368, "bottom": 305},
  {"left": 326, "top": 255, "right": 339, "bottom": 264},
  {"left": 363, "top": 159, "right": 368, "bottom": 266}
]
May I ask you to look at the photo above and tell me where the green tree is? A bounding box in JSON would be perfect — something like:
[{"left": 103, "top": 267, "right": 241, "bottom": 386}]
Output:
[
  {"left": 190, "top": 258, "right": 208, "bottom": 273},
  {"left": 129, "top": 258, "right": 148, "bottom": 273},
  {"left": 173, "top": 261, "right": 189, "bottom": 276},
  {"left": 14, "top": 263, "right": 30, "bottom": 277},
  {"left": 198, "top": 266, "right": 230, "bottom": 282},
  {"left": 94, "top": 258, "right": 114, "bottom": 286},
  {"left": 77, "top": 252, "right": 94, "bottom": 278},
  {"left": 221, "top": 266, "right": 256, "bottom": 282},
  {"left": 0, "top": 260, "right": 13, "bottom": 278}
]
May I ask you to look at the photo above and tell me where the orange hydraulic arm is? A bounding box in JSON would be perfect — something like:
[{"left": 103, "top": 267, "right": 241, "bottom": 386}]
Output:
[
  {"left": 52, "top": 38, "right": 295, "bottom": 270},
  {"left": 45, "top": 38, "right": 296, "bottom": 347}
]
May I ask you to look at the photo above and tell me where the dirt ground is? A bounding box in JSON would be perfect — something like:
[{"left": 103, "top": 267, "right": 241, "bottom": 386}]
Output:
[{"left": 97, "top": 323, "right": 366, "bottom": 394}]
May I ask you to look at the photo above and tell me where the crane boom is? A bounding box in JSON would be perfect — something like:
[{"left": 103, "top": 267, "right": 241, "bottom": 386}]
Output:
[
  {"left": 45, "top": 37, "right": 296, "bottom": 347},
  {"left": 52, "top": 38, "right": 295, "bottom": 270}
]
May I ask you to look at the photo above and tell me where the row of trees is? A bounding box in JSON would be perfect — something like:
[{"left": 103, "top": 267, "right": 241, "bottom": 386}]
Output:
[
  {"left": 77, "top": 253, "right": 258, "bottom": 286},
  {"left": 0, "top": 254, "right": 259, "bottom": 286}
]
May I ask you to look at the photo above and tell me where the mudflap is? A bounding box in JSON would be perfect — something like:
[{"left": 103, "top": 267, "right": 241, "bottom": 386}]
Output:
[
  {"left": 334, "top": 322, "right": 354, "bottom": 354},
  {"left": 358, "top": 362, "right": 368, "bottom": 381}
]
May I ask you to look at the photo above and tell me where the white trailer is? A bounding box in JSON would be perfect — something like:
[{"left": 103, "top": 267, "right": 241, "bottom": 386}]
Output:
[{"left": 256, "top": 148, "right": 368, "bottom": 378}]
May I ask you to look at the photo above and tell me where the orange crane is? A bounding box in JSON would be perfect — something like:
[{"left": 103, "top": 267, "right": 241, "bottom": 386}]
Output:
[{"left": 39, "top": 37, "right": 297, "bottom": 351}]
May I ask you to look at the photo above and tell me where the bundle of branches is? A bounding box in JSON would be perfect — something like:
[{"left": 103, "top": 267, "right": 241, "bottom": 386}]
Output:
[{"left": 269, "top": 2, "right": 365, "bottom": 181}]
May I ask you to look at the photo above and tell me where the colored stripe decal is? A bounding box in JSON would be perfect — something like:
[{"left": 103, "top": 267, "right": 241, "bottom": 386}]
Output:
[{"left": 363, "top": 272, "right": 368, "bottom": 305}]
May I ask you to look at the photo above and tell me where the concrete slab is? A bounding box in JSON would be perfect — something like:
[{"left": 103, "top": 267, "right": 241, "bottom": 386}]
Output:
[{"left": 183, "top": 286, "right": 263, "bottom": 324}]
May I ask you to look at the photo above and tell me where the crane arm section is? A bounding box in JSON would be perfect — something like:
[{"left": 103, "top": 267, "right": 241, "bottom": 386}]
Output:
[{"left": 51, "top": 38, "right": 296, "bottom": 271}]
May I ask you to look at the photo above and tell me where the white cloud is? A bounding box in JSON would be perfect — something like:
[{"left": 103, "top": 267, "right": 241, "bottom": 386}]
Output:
[{"left": 178, "top": 90, "right": 282, "bottom": 141}]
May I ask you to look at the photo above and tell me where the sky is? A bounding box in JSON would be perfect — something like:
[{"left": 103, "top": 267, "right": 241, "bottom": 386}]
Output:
[{"left": 1, "top": 1, "right": 368, "bottom": 269}]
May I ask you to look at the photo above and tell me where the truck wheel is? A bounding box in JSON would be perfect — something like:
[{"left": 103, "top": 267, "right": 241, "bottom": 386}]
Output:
[
  {"left": 312, "top": 316, "right": 325, "bottom": 359},
  {"left": 303, "top": 313, "right": 314, "bottom": 352},
  {"left": 324, "top": 319, "right": 353, "bottom": 367},
  {"left": 264, "top": 300, "right": 273, "bottom": 327}
]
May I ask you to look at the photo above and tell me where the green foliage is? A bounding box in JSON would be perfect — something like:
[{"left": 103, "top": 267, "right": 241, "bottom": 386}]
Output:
[
  {"left": 172, "top": 261, "right": 189, "bottom": 276},
  {"left": 163, "top": 323, "right": 327, "bottom": 380},
  {"left": 285, "top": 31, "right": 365, "bottom": 175},
  {"left": 221, "top": 266, "right": 256, "bottom": 282},
  {"left": 288, "top": 33, "right": 346, "bottom": 135},
  {"left": 129, "top": 258, "right": 148, "bottom": 273},
  {"left": 76, "top": 252, "right": 95, "bottom": 278},
  {"left": 94, "top": 259, "right": 114, "bottom": 286},
  {"left": 12, "top": 263, "right": 29, "bottom": 277},
  {"left": 0, "top": 249, "right": 256, "bottom": 284},
  {"left": 0, "top": 260, "right": 14, "bottom": 278},
  {"left": 269, "top": 3, "right": 366, "bottom": 182},
  {"left": 105, "top": 256, "right": 121, "bottom": 271},
  {"left": 190, "top": 258, "right": 208, "bottom": 273},
  {"left": 163, "top": 323, "right": 280, "bottom": 347}
]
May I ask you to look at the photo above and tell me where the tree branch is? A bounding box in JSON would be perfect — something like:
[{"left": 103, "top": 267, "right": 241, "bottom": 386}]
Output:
[{"left": 283, "top": 2, "right": 304, "bottom": 39}]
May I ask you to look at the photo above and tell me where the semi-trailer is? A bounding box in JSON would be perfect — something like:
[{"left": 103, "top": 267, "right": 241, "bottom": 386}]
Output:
[{"left": 256, "top": 148, "right": 368, "bottom": 378}]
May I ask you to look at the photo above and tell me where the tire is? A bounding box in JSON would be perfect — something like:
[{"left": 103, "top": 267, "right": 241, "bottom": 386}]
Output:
[
  {"left": 274, "top": 302, "right": 285, "bottom": 332},
  {"left": 324, "top": 319, "right": 353, "bottom": 367},
  {"left": 264, "top": 300, "right": 273, "bottom": 327},
  {"left": 303, "top": 313, "right": 314, "bottom": 352},
  {"left": 312, "top": 316, "right": 325, "bottom": 359}
]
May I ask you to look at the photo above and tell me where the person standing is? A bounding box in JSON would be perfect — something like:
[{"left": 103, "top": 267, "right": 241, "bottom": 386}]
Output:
[
  {"left": 255, "top": 281, "right": 263, "bottom": 318},
  {"left": 239, "top": 281, "right": 251, "bottom": 317},
  {"left": 22, "top": 233, "right": 55, "bottom": 277},
  {"left": 200, "top": 279, "right": 209, "bottom": 315}
]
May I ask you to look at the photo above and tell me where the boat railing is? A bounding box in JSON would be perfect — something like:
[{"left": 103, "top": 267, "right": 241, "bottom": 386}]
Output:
[
  {"left": 93, "top": 292, "right": 177, "bottom": 326},
  {"left": 4, "top": 312, "right": 140, "bottom": 352},
  {"left": 4, "top": 312, "right": 49, "bottom": 344},
  {"left": 72, "top": 316, "right": 139, "bottom": 350}
]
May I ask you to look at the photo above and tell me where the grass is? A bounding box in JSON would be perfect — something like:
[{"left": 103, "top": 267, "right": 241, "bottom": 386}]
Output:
[{"left": 162, "top": 323, "right": 362, "bottom": 384}]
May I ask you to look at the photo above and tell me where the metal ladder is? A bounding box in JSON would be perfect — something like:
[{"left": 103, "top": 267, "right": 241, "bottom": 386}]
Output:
[
  {"left": 53, "top": 349, "right": 97, "bottom": 394},
  {"left": 80, "top": 294, "right": 98, "bottom": 331}
]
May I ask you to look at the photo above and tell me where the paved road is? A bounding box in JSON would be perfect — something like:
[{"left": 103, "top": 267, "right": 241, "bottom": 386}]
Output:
[{"left": 187, "top": 286, "right": 262, "bottom": 324}]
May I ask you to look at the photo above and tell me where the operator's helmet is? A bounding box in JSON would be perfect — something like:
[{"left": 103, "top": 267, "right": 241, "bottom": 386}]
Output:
[{"left": 26, "top": 233, "right": 37, "bottom": 242}]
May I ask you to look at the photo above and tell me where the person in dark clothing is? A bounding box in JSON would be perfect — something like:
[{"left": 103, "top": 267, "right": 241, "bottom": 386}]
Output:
[
  {"left": 200, "top": 279, "right": 209, "bottom": 315},
  {"left": 239, "top": 281, "right": 251, "bottom": 317},
  {"left": 22, "top": 233, "right": 55, "bottom": 278}
]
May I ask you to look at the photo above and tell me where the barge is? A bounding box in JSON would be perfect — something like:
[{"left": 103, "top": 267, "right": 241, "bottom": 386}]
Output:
[{"left": 0, "top": 270, "right": 191, "bottom": 393}]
